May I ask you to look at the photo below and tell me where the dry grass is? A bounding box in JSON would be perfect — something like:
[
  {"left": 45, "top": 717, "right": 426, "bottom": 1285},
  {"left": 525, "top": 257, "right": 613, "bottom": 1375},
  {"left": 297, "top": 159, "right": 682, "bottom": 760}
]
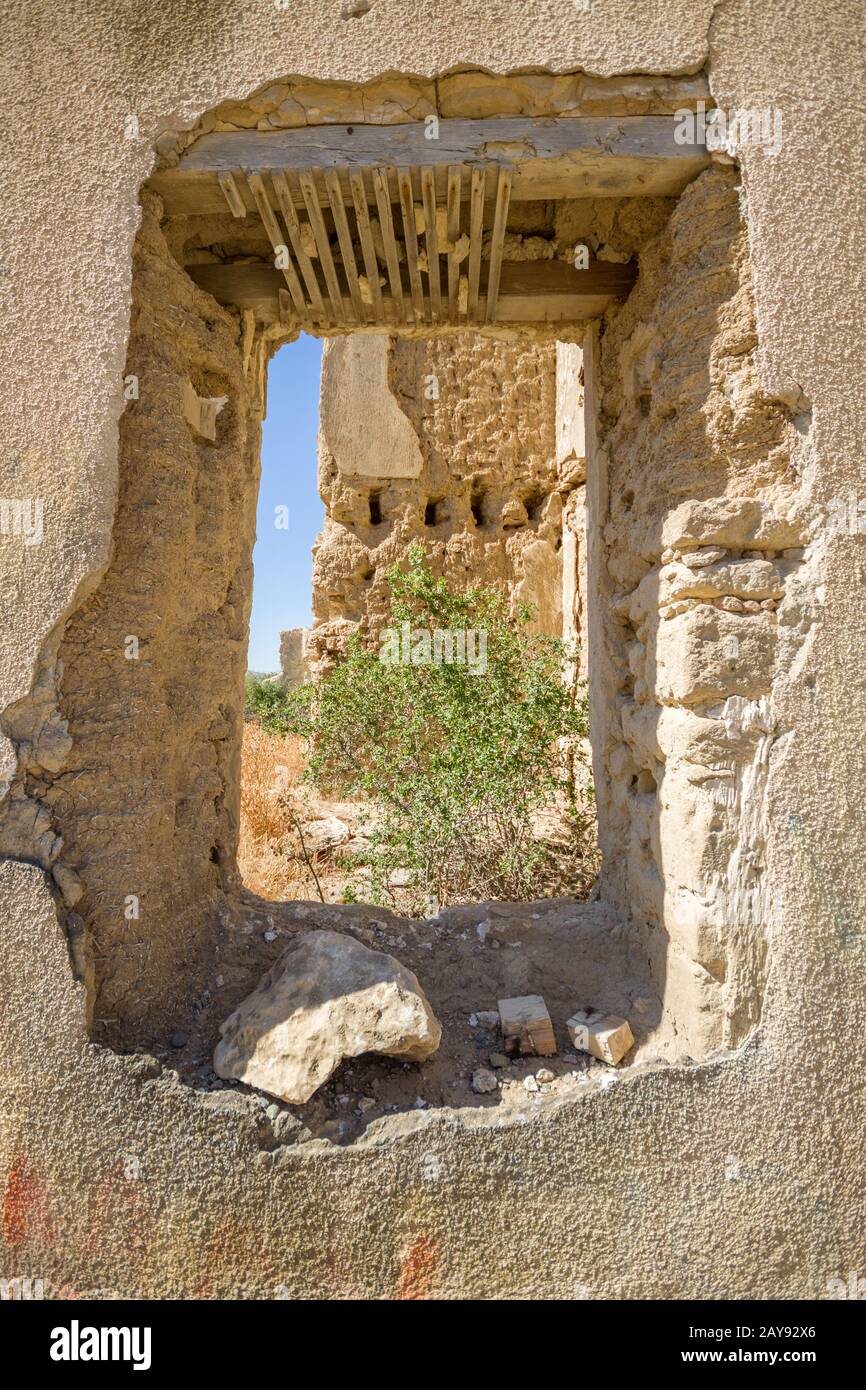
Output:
[
  {"left": 238, "top": 722, "right": 309, "bottom": 899},
  {"left": 238, "top": 720, "right": 598, "bottom": 908}
]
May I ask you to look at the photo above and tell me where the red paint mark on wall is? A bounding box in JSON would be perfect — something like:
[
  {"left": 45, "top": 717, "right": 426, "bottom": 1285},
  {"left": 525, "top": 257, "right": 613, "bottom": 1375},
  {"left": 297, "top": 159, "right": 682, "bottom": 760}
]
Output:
[
  {"left": 394, "top": 1235, "right": 437, "bottom": 1300},
  {"left": 3, "top": 1156, "right": 38, "bottom": 1247}
]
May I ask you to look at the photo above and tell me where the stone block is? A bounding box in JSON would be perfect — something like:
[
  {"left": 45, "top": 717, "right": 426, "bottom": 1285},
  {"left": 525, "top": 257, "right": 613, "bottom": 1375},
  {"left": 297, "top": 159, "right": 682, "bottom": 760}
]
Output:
[
  {"left": 498, "top": 994, "right": 557, "bottom": 1057},
  {"left": 567, "top": 1009, "right": 634, "bottom": 1065}
]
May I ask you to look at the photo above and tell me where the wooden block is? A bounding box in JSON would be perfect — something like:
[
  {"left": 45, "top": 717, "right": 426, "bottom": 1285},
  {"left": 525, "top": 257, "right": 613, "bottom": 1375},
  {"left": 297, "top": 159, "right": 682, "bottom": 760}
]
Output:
[
  {"left": 567, "top": 1009, "right": 634, "bottom": 1066},
  {"left": 182, "top": 378, "right": 227, "bottom": 442},
  {"left": 498, "top": 995, "right": 557, "bottom": 1058}
]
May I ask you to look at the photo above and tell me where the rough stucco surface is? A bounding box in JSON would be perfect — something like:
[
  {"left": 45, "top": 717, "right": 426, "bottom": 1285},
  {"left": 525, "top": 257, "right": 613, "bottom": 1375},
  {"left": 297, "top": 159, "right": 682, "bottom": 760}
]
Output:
[
  {"left": 589, "top": 164, "right": 809, "bottom": 1062},
  {"left": 48, "top": 193, "right": 263, "bottom": 1047},
  {"left": 1, "top": 0, "right": 864, "bottom": 1299}
]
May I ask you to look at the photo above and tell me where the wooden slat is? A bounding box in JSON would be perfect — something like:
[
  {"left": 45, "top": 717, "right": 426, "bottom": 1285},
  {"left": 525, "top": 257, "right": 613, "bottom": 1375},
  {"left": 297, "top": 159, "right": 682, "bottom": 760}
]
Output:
[
  {"left": 485, "top": 166, "right": 512, "bottom": 324},
  {"left": 420, "top": 166, "right": 441, "bottom": 324},
  {"left": 245, "top": 173, "right": 308, "bottom": 323},
  {"left": 188, "top": 256, "right": 637, "bottom": 325},
  {"left": 446, "top": 164, "right": 462, "bottom": 321},
  {"left": 467, "top": 167, "right": 485, "bottom": 323},
  {"left": 298, "top": 169, "right": 350, "bottom": 323},
  {"left": 154, "top": 117, "right": 710, "bottom": 217},
  {"left": 270, "top": 170, "right": 327, "bottom": 324},
  {"left": 371, "top": 165, "right": 405, "bottom": 321},
  {"left": 397, "top": 169, "right": 426, "bottom": 325},
  {"left": 324, "top": 168, "right": 365, "bottom": 323},
  {"left": 217, "top": 170, "right": 246, "bottom": 218},
  {"left": 348, "top": 170, "right": 384, "bottom": 321}
]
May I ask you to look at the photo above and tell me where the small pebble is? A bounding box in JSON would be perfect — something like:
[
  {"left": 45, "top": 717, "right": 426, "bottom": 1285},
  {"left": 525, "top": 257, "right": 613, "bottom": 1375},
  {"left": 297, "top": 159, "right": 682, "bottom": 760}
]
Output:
[
  {"left": 523, "top": 1076, "right": 539, "bottom": 1093},
  {"left": 169, "top": 1031, "right": 187, "bottom": 1049},
  {"left": 536, "top": 1068, "right": 555, "bottom": 1085},
  {"left": 472, "top": 1068, "right": 498, "bottom": 1094},
  {"left": 264, "top": 930, "right": 277, "bottom": 943},
  {"left": 489, "top": 1052, "right": 510, "bottom": 1069}
]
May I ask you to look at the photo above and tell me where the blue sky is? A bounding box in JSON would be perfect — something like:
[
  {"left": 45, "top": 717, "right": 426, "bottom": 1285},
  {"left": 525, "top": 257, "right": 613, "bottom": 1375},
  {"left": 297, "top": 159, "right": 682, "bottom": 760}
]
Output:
[{"left": 247, "top": 334, "right": 324, "bottom": 672}]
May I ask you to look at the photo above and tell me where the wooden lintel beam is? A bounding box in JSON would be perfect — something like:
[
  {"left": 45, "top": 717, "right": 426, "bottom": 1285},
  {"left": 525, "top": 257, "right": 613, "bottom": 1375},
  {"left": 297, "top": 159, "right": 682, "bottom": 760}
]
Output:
[{"left": 150, "top": 116, "right": 709, "bottom": 216}]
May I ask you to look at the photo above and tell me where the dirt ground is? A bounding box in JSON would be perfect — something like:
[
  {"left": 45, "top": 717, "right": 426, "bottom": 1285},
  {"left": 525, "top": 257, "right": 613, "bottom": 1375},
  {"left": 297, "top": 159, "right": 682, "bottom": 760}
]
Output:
[
  {"left": 130, "top": 720, "right": 646, "bottom": 1147},
  {"left": 138, "top": 892, "right": 657, "bottom": 1146}
]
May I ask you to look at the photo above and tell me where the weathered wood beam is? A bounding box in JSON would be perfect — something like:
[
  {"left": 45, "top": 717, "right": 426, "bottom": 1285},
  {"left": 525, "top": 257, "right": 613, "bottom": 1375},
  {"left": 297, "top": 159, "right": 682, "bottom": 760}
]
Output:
[
  {"left": 187, "top": 256, "right": 637, "bottom": 326},
  {"left": 371, "top": 166, "right": 405, "bottom": 320},
  {"left": 324, "top": 169, "right": 365, "bottom": 323},
  {"left": 397, "top": 168, "right": 426, "bottom": 325},
  {"left": 298, "top": 169, "right": 348, "bottom": 323},
  {"left": 245, "top": 173, "right": 308, "bottom": 324},
  {"left": 349, "top": 170, "right": 384, "bottom": 321},
  {"left": 485, "top": 166, "right": 512, "bottom": 324},
  {"left": 466, "top": 166, "right": 485, "bottom": 322},
  {"left": 270, "top": 170, "right": 327, "bottom": 325},
  {"left": 217, "top": 170, "right": 246, "bottom": 218},
  {"left": 420, "top": 167, "right": 441, "bottom": 324},
  {"left": 445, "top": 164, "right": 462, "bottom": 321},
  {"left": 150, "top": 116, "right": 709, "bottom": 216}
]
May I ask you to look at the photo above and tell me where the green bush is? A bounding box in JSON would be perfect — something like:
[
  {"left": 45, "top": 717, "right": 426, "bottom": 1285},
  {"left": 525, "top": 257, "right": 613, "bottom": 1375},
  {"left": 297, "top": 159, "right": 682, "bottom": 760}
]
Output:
[
  {"left": 244, "top": 672, "right": 297, "bottom": 733},
  {"left": 276, "top": 544, "right": 596, "bottom": 911}
]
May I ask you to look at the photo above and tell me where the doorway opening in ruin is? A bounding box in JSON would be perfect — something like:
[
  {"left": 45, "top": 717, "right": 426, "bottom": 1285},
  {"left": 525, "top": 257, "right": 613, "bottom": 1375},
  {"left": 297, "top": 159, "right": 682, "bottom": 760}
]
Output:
[
  {"left": 38, "top": 71, "right": 807, "bottom": 1130},
  {"left": 239, "top": 326, "right": 598, "bottom": 919}
]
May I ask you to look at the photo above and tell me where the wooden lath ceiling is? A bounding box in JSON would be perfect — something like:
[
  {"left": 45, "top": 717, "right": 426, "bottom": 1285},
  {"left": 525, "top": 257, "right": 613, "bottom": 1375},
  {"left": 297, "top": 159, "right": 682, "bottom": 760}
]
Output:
[
  {"left": 227, "top": 162, "right": 517, "bottom": 329},
  {"left": 152, "top": 117, "right": 708, "bottom": 330}
]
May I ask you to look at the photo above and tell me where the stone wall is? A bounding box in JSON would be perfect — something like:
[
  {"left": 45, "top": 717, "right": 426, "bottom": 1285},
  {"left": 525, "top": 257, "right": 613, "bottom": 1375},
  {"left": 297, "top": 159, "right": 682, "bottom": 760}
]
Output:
[
  {"left": 43, "top": 193, "right": 263, "bottom": 1047},
  {"left": 307, "top": 332, "right": 569, "bottom": 675},
  {"left": 587, "top": 165, "right": 812, "bottom": 1059},
  {"left": 1, "top": 0, "right": 863, "bottom": 1301},
  {"left": 278, "top": 627, "right": 310, "bottom": 687}
]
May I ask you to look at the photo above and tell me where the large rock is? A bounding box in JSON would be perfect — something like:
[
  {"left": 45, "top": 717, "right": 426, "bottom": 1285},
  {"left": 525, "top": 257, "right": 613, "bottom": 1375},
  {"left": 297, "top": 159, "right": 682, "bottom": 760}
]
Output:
[
  {"left": 298, "top": 815, "right": 350, "bottom": 853},
  {"left": 213, "top": 931, "right": 441, "bottom": 1103}
]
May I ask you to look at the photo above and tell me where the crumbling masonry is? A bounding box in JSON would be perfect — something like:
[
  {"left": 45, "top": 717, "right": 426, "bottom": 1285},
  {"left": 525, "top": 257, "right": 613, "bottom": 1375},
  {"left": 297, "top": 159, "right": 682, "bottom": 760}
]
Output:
[{"left": 0, "top": 1, "right": 863, "bottom": 1299}]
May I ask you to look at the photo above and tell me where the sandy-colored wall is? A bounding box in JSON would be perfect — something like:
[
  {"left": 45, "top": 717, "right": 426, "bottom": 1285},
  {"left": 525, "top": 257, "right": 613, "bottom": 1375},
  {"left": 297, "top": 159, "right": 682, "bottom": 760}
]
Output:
[
  {"left": 310, "top": 332, "right": 563, "bottom": 675},
  {"left": 1, "top": 0, "right": 864, "bottom": 1299},
  {"left": 588, "top": 165, "right": 809, "bottom": 1060},
  {"left": 48, "top": 194, "right": 262, "bottom": 1048}
]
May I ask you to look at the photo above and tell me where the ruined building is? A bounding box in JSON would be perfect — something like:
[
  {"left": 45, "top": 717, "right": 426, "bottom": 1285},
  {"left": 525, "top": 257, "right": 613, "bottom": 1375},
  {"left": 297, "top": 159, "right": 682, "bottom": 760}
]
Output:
[
  {"left": 0, "top": 0, "right": 863, "bottom": 1301},
  {"left": 284, "top": 332, "right": 586, "bottom": 684}
]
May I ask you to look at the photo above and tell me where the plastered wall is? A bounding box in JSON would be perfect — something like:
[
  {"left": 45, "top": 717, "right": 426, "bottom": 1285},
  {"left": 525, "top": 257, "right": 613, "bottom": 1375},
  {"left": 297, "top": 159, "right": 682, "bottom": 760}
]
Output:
[
  {"left": 0, "top": 0, "right": 863, "bottom": 1299},
  {"left": 50, "top": 194, "right": 264, "bottom": 1047}
]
